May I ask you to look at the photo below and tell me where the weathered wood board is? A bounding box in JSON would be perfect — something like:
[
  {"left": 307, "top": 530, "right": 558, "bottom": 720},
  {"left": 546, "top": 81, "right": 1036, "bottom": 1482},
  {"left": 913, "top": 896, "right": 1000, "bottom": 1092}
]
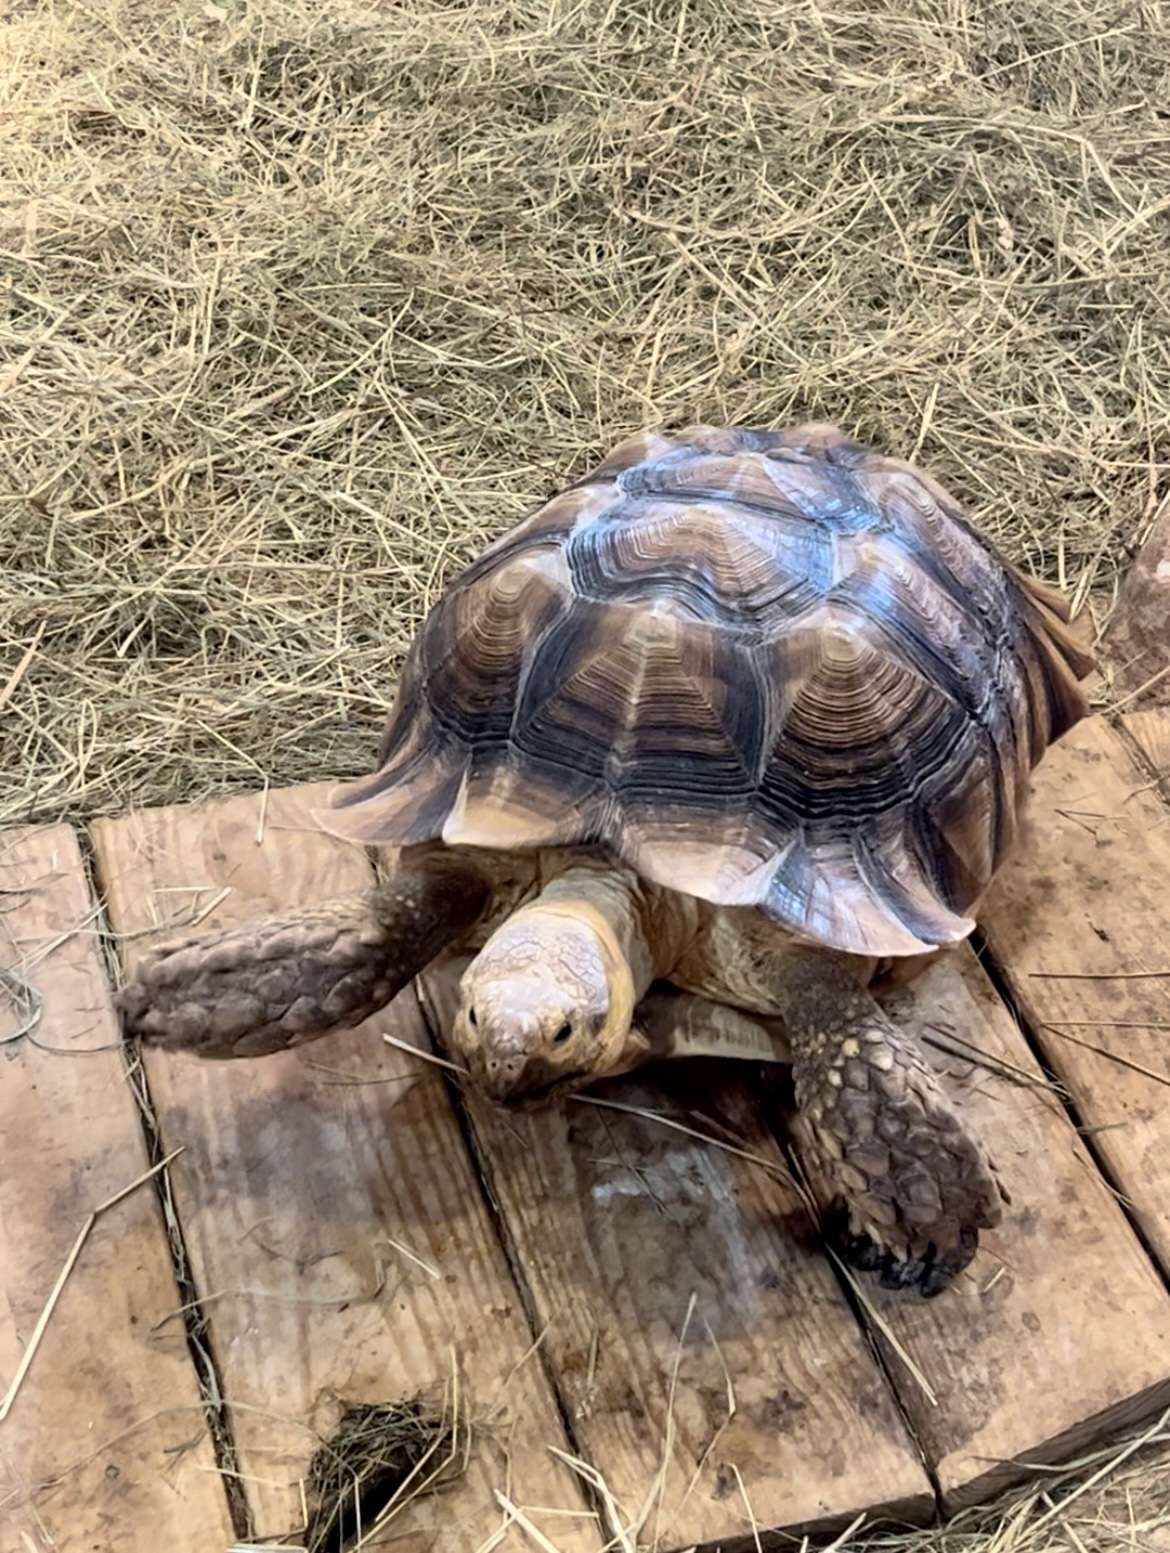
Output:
[
  {"left": 831, "top": 946, "right": 1170, "bottom": 1509},
  {"left": 420, "top": 958, "right": 935, "bottom": 1545},
  {"left": 90, "top": 791, "right": 592, "bottom": 1551},
  {"left": 0, "top": 826, "right": 233, "bottom": 1553},
  {"left": 982, "top": 714, "right": 1170, "bottom": 1274},
  {"left": 424, "top": 930, "right": 1170, "bottom": 1528},
  {"left": 7, "top": 710, "right": 1170, "bottom": 1552}
]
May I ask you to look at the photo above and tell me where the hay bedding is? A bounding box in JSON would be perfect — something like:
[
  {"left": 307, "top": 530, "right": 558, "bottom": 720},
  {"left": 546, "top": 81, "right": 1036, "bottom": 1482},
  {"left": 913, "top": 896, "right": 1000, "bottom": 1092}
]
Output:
[
  {"left": 2, "top": 0, "right": 1169, "bottom": 826},
  {"left": 2, "top": 3, "right": 1170, "bottom": 1545}
]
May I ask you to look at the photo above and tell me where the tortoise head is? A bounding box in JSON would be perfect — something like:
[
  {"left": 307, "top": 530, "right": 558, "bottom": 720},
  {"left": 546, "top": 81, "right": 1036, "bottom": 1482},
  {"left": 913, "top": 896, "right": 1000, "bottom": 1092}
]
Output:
[{"left": 450, "top": 900, "right": 641, "bottom": 1103}]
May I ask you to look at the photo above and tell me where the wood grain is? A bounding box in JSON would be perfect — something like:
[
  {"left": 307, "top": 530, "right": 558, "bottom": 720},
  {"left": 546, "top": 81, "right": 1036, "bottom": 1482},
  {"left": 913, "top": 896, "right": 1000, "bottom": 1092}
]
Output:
[
  {"left": 0, "top": 825, "right": 232, "bottom": 1553},
  {"left": 420, "top": 957, "right": 933, "bottom": 1547},
  {"left": 831, "top": 945, "right": 1170, "bottom": 1509},
  {"left": 982, "top": 714, "right": 1170, "bottom": 1271},
  {"left": 90, "top": 790, "right": 592, "bottom": 1551}
]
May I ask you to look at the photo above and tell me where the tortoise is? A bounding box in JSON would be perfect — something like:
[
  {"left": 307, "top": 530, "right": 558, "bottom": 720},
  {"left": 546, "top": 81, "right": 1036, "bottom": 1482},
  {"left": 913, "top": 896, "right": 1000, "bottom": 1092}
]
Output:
[{"left": 118, "top": 423, "right": 1093, "bottom": 1295}]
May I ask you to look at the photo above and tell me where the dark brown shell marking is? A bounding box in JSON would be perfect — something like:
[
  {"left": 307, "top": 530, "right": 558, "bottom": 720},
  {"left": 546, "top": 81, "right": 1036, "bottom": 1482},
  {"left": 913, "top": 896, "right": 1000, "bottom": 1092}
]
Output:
[{"left": 320, "top": 424, "right": 1092, "bottom": 956}]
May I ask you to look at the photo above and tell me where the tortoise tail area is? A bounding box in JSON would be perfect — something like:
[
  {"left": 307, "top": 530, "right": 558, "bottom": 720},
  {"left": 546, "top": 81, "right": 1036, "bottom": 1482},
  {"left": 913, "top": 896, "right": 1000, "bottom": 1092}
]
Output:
[{"left": 1010, "top": 564, "right": 1096, "bottom": 745}]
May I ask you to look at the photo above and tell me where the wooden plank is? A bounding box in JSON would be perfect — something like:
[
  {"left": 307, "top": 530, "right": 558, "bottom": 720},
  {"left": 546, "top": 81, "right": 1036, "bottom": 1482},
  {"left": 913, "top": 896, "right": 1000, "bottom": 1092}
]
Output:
[
  {"left": 819, "top": 945, "right": 1170, "bottom": 1510},
  {"left": 981, "top": 714, "right": 1170, "bottom": 1272},
  {"left": 90, "top": 790, "right": 592, "bottom": 1551},
  {"left": 420, "top": 958, "right": 934, "bottom": 1547},
  {"left": 0, "top": 825, "right": 232, "bottom": 1553}
]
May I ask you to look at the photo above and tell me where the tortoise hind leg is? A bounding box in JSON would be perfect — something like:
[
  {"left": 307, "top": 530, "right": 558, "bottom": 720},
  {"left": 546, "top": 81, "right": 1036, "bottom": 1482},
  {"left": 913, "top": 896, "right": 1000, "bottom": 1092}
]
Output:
[{"left": 117, "top": 853, "right": 489, "bottom": 1059}]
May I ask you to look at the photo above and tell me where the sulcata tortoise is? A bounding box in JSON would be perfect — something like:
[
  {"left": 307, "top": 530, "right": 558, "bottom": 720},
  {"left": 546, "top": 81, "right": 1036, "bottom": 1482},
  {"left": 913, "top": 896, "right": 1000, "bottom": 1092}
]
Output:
[{"left": 118, "top": 423, "right": 1093, "bottom": 1295}]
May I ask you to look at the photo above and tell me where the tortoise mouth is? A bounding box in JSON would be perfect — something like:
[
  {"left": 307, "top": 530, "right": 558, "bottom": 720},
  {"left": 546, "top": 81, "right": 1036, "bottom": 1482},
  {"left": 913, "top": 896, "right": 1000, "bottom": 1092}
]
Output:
[{"left": 481, "top": 1066, "right": 599, "bottom": 1111}]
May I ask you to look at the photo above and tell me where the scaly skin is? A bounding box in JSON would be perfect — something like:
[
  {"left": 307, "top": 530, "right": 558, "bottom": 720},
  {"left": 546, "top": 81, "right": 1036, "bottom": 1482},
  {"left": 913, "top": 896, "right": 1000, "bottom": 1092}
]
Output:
[
  {"left": 117, "top": 853, "right": 489, "bottom": 1057},
  {"left": 771, "top": 946, "right": 1006, "bottom": 1295}
]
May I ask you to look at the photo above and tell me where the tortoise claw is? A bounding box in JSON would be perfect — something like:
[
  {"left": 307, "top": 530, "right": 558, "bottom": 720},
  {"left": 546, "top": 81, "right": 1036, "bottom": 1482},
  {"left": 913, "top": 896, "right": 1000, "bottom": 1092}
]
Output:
[{"left": 824, "top": 1201, "right": 978, "bottom": 1298}]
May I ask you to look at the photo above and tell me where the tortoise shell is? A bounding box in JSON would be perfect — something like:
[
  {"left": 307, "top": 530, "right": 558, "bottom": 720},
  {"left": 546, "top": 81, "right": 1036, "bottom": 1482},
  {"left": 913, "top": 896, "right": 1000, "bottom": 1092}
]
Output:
[{"left": 321, "top": 424, "right": 1092, "bottom": 956}]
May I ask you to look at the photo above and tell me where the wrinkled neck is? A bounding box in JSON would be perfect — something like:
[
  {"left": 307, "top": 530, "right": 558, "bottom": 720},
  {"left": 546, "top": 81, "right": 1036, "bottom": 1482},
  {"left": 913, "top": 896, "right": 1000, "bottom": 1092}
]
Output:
[{"left": 533, "top": 857, "right": 691, "bottom": 994}]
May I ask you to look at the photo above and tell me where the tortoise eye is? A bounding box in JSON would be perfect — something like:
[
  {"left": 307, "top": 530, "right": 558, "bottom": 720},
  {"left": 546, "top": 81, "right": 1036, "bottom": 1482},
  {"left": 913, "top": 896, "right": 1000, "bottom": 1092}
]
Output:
[
  {"left": 468, "top": 1006, "right": 478, "bottom": 1029},
  {"left": 553, "top": 1022, "right": 572, "bottom": 1045}
]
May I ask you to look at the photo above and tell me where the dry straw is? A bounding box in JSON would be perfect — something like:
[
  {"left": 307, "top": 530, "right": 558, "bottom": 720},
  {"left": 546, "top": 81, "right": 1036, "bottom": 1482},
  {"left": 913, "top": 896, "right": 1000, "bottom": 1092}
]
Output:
[
  {"left": 3, "top": 0, "right": 1169, "bottom": 828},
  {"left": 4, "top": 1, "right": 1170, "bottom": 1549}
]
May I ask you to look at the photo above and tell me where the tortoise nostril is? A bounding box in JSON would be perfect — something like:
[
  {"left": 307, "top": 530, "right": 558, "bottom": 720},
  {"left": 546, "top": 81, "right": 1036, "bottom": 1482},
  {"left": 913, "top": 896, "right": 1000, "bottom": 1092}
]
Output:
[{"left": 553, "top": 1022, "right": 572, "bottom": 1045}]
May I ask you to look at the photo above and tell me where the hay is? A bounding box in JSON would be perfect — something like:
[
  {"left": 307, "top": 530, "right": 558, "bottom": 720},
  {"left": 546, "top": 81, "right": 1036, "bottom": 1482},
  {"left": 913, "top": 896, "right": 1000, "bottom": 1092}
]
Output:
[
  {"left": 808, "top": 1408, "right": 1170, "bottom": 1553},
  {"left": 302, "top": 1395, "right": 461, "bottom": 1553},
  {"left": 536, "top": 1406, "right": 1170, "bottom": 1553},
  {"left": 3, "top": 0, "right": 1169, "bottom": 825}
]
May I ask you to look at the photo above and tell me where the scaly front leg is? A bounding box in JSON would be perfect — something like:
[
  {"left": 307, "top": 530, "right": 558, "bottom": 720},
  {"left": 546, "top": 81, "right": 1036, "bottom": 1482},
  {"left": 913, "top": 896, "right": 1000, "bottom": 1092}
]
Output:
[
  {"left": 118, "top": 851, "right": 489, "bottom": 1058},
  {"left": 774, "top": 947, "right": 1005, "bottom": 1296}
]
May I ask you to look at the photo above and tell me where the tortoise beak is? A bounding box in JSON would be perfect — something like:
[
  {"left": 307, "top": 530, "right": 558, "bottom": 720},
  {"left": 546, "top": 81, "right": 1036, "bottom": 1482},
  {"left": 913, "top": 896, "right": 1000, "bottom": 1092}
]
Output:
[{"left": 472, "top": 1048, "right": 561, "bottom": 1105}]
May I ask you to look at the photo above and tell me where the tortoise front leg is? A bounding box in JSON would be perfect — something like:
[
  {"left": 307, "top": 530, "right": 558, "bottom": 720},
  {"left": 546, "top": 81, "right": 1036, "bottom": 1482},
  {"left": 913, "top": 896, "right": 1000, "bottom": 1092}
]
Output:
[
  {"left": 773, "top": 947, "right": 1006, "bottom": 1297},
  {"left": 117, "top": 852, "right": 489, "bottom": 1058}
]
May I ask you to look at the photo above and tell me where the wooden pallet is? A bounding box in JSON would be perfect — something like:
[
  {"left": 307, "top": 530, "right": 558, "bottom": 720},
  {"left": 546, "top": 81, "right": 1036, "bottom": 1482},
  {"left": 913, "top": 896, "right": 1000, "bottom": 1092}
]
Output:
[{"left": 4, "top": 711, "right": 1170, "bottom": 1553}]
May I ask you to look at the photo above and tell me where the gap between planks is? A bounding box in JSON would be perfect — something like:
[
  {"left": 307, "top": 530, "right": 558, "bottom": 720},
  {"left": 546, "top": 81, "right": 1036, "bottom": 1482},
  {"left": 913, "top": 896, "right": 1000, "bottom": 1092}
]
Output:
[
  {"left": 0, "top": 824, "right": 235, "bottom": 1553},
  {"left": 72, "top": 821, "right": 255, "bottom": 1540},
  {"left": 404, "top": 975, "right": 596, "bottom": 1468}
]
